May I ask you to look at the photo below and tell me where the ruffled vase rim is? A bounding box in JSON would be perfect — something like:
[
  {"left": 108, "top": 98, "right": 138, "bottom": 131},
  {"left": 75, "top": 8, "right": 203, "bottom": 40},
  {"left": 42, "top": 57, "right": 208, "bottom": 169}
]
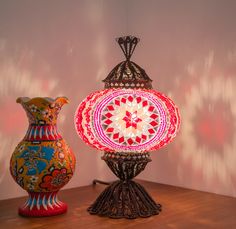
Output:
[{"left": 16, "top": 96, "right": 69, "bottom": 104}]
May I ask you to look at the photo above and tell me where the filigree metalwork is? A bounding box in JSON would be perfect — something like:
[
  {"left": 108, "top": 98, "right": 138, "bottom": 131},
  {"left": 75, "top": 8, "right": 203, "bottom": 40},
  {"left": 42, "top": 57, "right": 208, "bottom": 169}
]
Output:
[
  {"left": 103, "top": 36, "right": 153, "bottom": 89},
  {"left": 88, "top": 152, "right": 161, "bottom": 219}
]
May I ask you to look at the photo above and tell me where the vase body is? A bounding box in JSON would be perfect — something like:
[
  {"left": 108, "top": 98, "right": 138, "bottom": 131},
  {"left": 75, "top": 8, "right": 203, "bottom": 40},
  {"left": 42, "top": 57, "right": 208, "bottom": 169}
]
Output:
[{"left": 10, "top": 97, "right": 76, "bottom": 217}]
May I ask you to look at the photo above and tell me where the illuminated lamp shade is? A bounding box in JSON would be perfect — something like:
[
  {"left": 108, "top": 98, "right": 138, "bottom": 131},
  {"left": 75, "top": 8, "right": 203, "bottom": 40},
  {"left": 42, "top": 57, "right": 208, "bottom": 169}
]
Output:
[
  {"left": 74, "top": 36, "right": 180, "bottom": 219},
  {"left": 75, "top": 89, "right": 180, "bottom": 153}
]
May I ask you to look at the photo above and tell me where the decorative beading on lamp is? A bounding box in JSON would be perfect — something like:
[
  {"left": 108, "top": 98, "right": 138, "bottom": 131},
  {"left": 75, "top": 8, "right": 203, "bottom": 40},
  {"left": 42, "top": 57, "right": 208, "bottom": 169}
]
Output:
[{"left": 74, "top": 36, "right": 180, "bottom": 219}]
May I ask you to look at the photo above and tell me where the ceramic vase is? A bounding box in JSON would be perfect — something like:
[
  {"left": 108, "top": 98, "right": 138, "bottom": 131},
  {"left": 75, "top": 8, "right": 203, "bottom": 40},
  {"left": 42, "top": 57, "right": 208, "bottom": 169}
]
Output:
[{"left": 10, "top": 97, "right": 76, "bottom": 217}]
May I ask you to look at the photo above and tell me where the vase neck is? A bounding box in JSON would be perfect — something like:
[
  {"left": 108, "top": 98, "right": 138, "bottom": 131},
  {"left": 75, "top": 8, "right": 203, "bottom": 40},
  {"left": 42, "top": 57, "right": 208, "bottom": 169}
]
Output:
[
  {"left": 17, "top": 97, "right": 69, "bottom": 126},
  {"left": 24, "top": 124, "right": 62, "bottom": 142}
]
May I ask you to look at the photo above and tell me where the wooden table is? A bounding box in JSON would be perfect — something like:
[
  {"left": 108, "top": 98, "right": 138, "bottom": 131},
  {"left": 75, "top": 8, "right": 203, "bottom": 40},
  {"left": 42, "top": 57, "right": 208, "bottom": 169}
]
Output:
[{"left": 0, "top": 180, "right": 236, "bottom": 229}]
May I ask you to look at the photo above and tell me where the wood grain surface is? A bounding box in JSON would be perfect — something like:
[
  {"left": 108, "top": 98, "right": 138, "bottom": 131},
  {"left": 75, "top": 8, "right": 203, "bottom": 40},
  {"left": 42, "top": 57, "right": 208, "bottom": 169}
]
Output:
[{"left": 0, "top": 180, "right": 235, "bottom": 229}]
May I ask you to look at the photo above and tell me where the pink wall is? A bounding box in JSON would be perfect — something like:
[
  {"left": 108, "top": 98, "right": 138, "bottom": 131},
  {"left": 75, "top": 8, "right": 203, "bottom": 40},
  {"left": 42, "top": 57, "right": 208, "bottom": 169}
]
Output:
[
  {"left": 129, "top": 0, "right": 236, "bottom": 197},
  {"left": 0, "top": 0, "right": 126, "bottom": 200},
  {"left": 1, "top": 0, "right": 236, "bottom": 200}
]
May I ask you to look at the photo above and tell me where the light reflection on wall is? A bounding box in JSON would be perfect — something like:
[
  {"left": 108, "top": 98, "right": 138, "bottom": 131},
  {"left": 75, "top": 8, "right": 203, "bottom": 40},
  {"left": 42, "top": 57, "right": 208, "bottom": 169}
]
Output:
[
  {"left": 1, "top": 0, "right": 236, "bottom": 200},
  {"left": 180, "top": 52, "right": 236, "bottom": 194},
  {"left": 0, "top": 0, "right": 126, "bottom": 200},
  {"left": 128, "top": 0, "right": 236, "bottom": 197},
  {"left": 0, "top": 42, "right": 57, "bottom": 192}
]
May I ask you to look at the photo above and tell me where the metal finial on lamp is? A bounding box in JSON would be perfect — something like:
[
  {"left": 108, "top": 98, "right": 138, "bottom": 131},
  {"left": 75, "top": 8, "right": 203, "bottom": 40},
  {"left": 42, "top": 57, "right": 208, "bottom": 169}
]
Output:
[{"left": 103, "top": 36, "right": 152, "bottom": 89}]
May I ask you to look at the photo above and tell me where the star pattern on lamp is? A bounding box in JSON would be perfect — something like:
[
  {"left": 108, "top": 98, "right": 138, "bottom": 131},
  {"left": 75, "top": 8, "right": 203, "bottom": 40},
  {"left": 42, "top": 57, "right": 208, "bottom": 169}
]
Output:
[
  {"left": 122, "top": 111, "right": 142, "bottom": 129},
  {"left": 97, "top": 91, "right": 166, "bottom": 148}
]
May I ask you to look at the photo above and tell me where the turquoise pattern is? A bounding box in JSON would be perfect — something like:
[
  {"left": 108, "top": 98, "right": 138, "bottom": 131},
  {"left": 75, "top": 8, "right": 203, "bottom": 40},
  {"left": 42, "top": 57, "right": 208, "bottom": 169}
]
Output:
[{"left": 19, "top": 146, "right": 54, "bottom": 175}]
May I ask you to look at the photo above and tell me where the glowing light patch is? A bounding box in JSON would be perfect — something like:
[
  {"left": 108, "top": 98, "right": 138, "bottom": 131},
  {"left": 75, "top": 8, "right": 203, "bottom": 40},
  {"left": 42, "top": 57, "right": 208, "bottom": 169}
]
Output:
[
  {"left": 180, "top": 52, "right": 236, "bottom": 189},
  {"left": 0, "top": 46, "right": 58, "bottom": 185}
]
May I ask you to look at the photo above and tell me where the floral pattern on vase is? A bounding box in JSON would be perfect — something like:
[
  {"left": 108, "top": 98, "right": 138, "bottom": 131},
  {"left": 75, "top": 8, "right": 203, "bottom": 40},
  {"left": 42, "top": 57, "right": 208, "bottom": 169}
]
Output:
[{"left": 10, "top": 97, "right": 76, "bottom": 217}]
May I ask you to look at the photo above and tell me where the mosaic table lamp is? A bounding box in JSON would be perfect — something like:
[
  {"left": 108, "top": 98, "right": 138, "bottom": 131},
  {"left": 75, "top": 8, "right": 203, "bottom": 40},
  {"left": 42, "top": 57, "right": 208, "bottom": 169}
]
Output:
[{"left": 74, "top": 36, "right": 180, "bottom": 219}]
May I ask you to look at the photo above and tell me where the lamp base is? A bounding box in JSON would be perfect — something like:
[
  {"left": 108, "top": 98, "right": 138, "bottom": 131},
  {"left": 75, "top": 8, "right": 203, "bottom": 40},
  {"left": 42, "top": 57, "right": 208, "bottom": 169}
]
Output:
[
  {"left": 88, "top": 179, "right": 161, "bottom": 219},
  {"left": 88, "top": 152, "right": 161, "bottom": 219}
]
